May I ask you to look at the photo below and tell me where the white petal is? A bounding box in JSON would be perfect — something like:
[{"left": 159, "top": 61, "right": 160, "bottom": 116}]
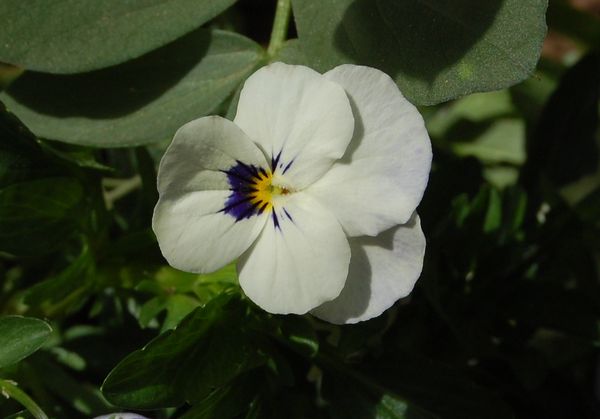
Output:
[
  {"left": 308, "top": 65, "right": 432, "bottom": 237},
  {"left": 153, "top": 116, "right": 270, "bottom": 273},
  {"left": 238, "top": 192, "right": 351, "bottom": 314},
  {"left": 157, "top": 115, "right": 268, "bottom": 198},
  {"left": 311, "top": 214, "right": 426, "bottom": 324},
  {"left": 234, "top": 62, "right": 354, "bottom": 189},
  {"left": 153, "top": 191, "right": 267, "bottom": 273}
]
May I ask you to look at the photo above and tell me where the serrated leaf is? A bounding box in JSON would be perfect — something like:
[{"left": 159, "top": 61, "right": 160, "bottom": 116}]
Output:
[
  {"left": 292, "top": 0, "right": 548, "bottom": 105},
  {"left": 1, "top": 29, "right": 264, "bottom": 147},
  {"left": 0, "top": 0, "right": 238, "bottom": 73},
  {"left": 0, "top": 316, "right": 52, "bottom": 368}
]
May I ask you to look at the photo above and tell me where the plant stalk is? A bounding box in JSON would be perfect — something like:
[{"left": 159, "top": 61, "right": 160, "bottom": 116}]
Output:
[
  {"left": 0, "top": 379, "right": 49, "bottom": 419},
  {"left": 267, "top": 0, "right": 292, "bottom": 57}
]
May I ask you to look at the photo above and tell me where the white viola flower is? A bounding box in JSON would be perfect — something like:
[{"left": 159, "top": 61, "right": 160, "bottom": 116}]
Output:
[{"left": 152, "top": 62, "right": 432, "bottom": 324}]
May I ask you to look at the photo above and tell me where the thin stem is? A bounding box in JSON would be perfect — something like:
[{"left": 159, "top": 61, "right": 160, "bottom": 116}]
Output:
[
  {"left": 103, "top": 175, "right": 142, "bottom": 209},
  {"left": 267, "top": 0, "right": 292, "bottom": 57},
  {"left": 0, "top": 379, "right": 49, "bottom": 419}
]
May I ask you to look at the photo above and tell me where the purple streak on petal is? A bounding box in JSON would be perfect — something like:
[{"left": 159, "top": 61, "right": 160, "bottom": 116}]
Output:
[
  {"left": 272, "top": 210, "right": 281, "bottom": 229},
  {"left": 271, "top": 150, "right": 282, "bottom": 171},
  {"left": 282, "top": 159, "right": 294, "bottom": 174},
  {"left": 283, "top": 208, "right": 294, "bottom": 223}
]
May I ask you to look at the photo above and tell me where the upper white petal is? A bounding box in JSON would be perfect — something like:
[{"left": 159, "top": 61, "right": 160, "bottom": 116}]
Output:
[
  {"left": 311, "top": 214, "right": 426, "bottom": 324},
  {"left": 308, "top": 65, "right": 432, "bottom": 237},
  {"left": 238, "top": 192, "right": 351, "bottom": 314},
  {"left": 153, "top": 116, "right": 269, "bottom": 273},
  {"left": 234, "top": 62, "right": 354, "bottom": 189}
]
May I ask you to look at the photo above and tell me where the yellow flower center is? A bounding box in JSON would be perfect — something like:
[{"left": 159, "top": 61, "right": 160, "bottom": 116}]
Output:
[{"left": 249, "top": 170, "right": 289, "bottom": 212}]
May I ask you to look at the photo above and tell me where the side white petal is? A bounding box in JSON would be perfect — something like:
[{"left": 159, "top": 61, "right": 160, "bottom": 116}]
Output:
[
  {"left": 238, "top": 192, "right": 351, "bottom": 314},
  {"left": 153, "top": 116, "right": 269, "bottom": 273},
  {"left": 311, "top": 214, "right": 426, "bottom": 324},
  {"left": 234, "top": 62, "right": 354, "bottom": 189},
  {"left": 157, "top": 115, "right": 268, "bottom": 198},
  {"left": 308, "top": 65, "right": 432, "bottom": 237}
]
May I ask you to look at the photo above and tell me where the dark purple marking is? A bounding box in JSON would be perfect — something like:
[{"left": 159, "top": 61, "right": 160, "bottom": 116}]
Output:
[
  {"left": 283, "top": 208, "right": 294, "bottom": 223},
  {"left": 282, "top": 159, "right": 294, "bottom": 174},
  {"left": 272, "top": 211, "right": 280, "bottom": 229},
  {"left": 271, "top": 150, "right": 282, "bottom": 170},
  {"left": 220, "top": 161, "right": 263, "bottom": 221}
]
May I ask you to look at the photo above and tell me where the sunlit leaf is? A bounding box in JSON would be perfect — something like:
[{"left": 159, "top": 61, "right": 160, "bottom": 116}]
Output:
[{"left": 292, "top": 0, "right": 548, "bottom": 105}]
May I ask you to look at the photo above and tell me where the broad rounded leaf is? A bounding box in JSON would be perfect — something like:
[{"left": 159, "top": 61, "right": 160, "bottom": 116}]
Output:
[
  {"left": 292, "top": 0, "right": 548, "bottom": 105},
  {"left": 1, "top": 30, "right": 264, "bottom": 147},
  {"left": 0, "top": 0, "right": 238, "bottom": 73},
  {"left": 0, "top": 316, "right": 52, "bottom": 368}
]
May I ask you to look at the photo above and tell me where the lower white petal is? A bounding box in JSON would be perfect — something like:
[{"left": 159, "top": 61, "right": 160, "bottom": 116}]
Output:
[
  {"left": 311, "top": 214, "right": 425, "bottom": 324},
  {"left": 238, "top": 192, "right": 350, "bottom": 314},
  {"left": 309, "top": 65, "right": 432, "bottom": 237},
  {"left": 153, "top": 191, "right": 268, "bottom": 273}
]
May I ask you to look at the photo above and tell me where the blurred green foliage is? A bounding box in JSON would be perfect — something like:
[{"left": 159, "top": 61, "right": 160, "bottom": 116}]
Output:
[{"left": 0, "top": 0, "right": 599, "bottom": 418}]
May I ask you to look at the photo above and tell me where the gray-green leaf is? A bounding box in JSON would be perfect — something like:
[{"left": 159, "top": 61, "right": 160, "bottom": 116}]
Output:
[
  {"left": 0, "top": 0, "right": 238, "bottom": 73},
  {"left": 0, "top": 316, "right": 52, "bottom": 369},
  {"left": 1, "top": 30, "right": 264, "bottom": 147},
  {"left": 292, "top": 0, "right": 548, "bottom": 105}
]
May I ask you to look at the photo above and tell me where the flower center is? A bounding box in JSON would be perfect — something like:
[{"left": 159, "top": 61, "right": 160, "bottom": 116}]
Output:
[
  {"left": 251, "top": 173, "right": 290, "bottom": 206},
  {"left": 221, "top": 159, "right": 293, "bottom": 222}
]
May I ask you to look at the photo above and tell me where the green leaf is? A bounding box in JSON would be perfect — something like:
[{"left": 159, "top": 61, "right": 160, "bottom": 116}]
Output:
[
  {"left": 426, "top": 90, "right": 516, "bottom": 139},
  {"left": 138, "top": 294, "right": 200, "bottom": 332},
  {"left": 0, "top": 0, "right": 238, "bottom": 73},
  {"left": 24, "top": 245, "right": 95, "bottom": 315},
  {"left": 1, "top": 29, "right": 264, "bottom": 147},
  {"left": 0, "top": 316, "right": 52, "bottom": 368},
  {"left": 452, "top": 119, "right": 526, "bottom": 165},
  {"left": 102, "top": 294, "right": 265, "bottom": 409},
  {"left": 292, "top": 0, "right": 548, "bottom": 105},
  {"left": 0, "top": 102, "right": 59, "bottom": 188},
  {"left": 0, "top": 177, "right": 84, "bottom": 256}
]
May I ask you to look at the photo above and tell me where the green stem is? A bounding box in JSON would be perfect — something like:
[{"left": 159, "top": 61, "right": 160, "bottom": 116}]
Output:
[
  {"left": 103, "top": 175, "right": 142, "bottom": 210},
  {"left": 0, "top": 379, "right": 49, "bottom": 419},
  {"left": 267, "top": 0, "right": 292, "bottom": 57}
]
